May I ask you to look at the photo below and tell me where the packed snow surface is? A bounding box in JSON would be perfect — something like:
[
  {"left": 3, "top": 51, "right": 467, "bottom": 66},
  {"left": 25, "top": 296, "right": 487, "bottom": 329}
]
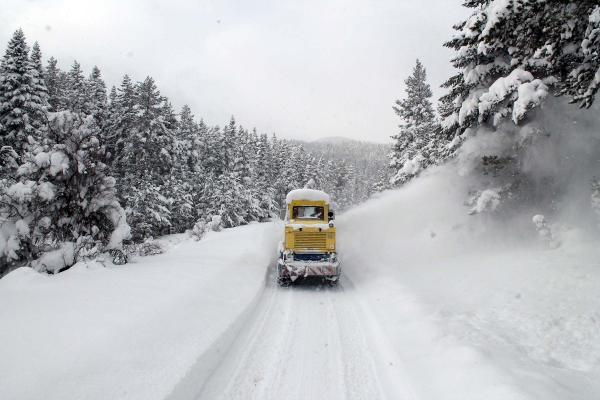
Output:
[
  {"left": 1, "top": 163, "right": 599, "bottom": 399},
  {"left": 285, "top": 188, "right": 330, "bottom": 204}
]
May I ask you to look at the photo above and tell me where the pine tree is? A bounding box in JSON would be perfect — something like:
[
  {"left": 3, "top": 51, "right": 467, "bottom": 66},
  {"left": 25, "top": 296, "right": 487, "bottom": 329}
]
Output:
[
  {"left": 434, "top": 1, "right": 600, "bottom": 214},
  {"left": 28, "top": 41, "right": 50, "bottom": 143},
  {"left": 0, "top": 29, "right": 36, "bottom": 158},
  {"left": 0, "top": 111, "right": 129, "bottom": 272},
  {"left": 109, "top": 75, "right": 136, "bottom": 176},
  {"left": 211, "top": 171, "right": 247, "bottom": 228},
  {"left": 222, "top": 116, "right": 236, "bottom": 173},
  {"left": 123, "top": 178, "right": 171, "bottom": 241},
  {"left": 117, "top": 76, "right": 176, "bottom": 239},
  {"left": 167, "top": 105, "right": 200, "bottom": 231},
  {"left": 87, "top": 65, "right": 107, "bottom": 126},
  {"left": 441, "top": 1, "right": 600, "bottom": 138},
  {"left": 161, "top": 99, "right": 179, "bottom": 132},
  {"left": 66, "top": 60, "right": 88, "bottom": 114},
  {"left": 129, "top": 76, "right": 174, "bottom": 174},
  {"left": 177, "top": 104, "right": 199, "bottom": 170},
  {"left": 390, "top": 59, "right": 440, "bottom": 185},
  {"left": 254, "top": 132, "right": 277, "bottom": 219},
  {"left": 45, "top": 57, "right": 66, "bottom": 111},
  {"left": 393, "top": 59, "right": 434, "bottom": 128},
  {"left": 199, "top": 123, "right": 223, "bottom": 177}
]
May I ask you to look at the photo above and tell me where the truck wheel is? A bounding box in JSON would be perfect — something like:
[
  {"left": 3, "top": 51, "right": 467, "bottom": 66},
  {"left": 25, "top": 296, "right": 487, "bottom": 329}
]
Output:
[
  {"left": 326, "top": 277, "right": 339, "bottom": 287},
  {"left": 277, "top": 276, "right": 292, "bottom": 287}
]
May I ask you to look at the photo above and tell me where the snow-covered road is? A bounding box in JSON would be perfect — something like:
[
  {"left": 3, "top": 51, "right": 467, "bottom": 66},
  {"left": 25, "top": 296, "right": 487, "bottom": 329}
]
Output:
[{"left": 171, "top": 275, "right": 411, "bottom": 400}]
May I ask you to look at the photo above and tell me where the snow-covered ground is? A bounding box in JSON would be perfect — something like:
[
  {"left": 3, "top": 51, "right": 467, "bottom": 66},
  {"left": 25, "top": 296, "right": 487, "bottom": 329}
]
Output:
[
  {"left": 0, "top": 223, "right": 279, "bottom": 400},
  {"left": 1, "top": 167, "right": 599, "bottom": 400},
  {"left": 338, "top": 167, "right": 600, "bottom": 400}
]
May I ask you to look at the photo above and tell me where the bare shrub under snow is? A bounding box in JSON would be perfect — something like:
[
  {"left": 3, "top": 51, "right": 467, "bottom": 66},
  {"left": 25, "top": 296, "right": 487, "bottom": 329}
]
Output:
[
  {"left": 137, "top": 238, "right": 165, "bottom": 257},
  {"left": 191, "top": 215, "right": 223, "bottom": 241},
  {"left": 191, "top": 220, "right": 209, "bottom": 241}
]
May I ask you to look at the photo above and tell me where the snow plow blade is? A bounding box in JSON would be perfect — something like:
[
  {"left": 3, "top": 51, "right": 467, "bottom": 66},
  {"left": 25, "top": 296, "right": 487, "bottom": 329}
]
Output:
[{"left": 277, "top": 259, "right": 341, "bottom": 285}]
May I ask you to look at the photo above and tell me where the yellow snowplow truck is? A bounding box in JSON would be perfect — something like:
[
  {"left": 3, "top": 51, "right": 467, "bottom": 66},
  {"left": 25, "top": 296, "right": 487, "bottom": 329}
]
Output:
[{"left": 277, "top": 189, "right": 340, "bottom": 285}]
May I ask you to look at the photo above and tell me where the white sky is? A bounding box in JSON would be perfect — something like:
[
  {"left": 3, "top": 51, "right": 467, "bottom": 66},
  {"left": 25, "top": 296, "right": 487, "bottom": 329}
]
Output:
[{"left": 1, "top": 0, "right": 467, "bottom": 143}]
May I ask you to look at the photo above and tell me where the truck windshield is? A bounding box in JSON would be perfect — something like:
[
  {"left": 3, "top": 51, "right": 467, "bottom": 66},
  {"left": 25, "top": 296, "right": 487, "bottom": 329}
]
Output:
[{"left": 292, "top": 206, "right": 324, "bottom": 220}]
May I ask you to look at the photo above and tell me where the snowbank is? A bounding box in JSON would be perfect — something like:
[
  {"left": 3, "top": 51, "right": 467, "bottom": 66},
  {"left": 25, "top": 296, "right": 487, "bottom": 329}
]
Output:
[
  {"left": 338, "top": 161, "right": 600, "bottom": 398},
  {"left": 285, "top": 188, "right": 330, "bottom": 204},
  {"left": 0, "top": 222, "right": 279, "bottom": 400}
]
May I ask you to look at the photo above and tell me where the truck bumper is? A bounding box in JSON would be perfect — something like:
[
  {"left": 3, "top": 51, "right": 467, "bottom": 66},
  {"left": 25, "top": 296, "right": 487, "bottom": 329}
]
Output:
[{"left": 278, "top": 260, "right": 341, "bottom": 281}]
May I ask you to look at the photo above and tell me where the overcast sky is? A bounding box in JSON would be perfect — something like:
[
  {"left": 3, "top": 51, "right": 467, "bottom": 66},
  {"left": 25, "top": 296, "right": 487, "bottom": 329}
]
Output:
[{"left": 1, "top": 0, "right": 467, "bottom": 143}]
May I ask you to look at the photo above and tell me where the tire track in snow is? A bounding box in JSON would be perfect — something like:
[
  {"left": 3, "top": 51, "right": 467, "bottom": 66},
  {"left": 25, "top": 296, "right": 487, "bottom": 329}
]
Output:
[
  {"left": 332, "top": 285, "right": 388, "bottom": 400},
  {"left": 194, "top": 274, "right": 401, "bottom": 400}
]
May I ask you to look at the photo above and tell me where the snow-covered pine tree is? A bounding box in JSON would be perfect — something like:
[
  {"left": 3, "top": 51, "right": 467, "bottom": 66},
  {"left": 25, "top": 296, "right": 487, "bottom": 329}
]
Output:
[
  {"left": 277, "top": 143, "right": 303, "bottom": 208},
  {"left": 0, "top": 29, "right": 37, "bottom": 159},
  {"left": 268, "top": 136, "right": 289, "bottom": 214},
  {"left": 160, "top": 99, "right": 179, "bottom": 132},
  {"left": 0, "top": 111, "right": 129, "bottom": 273},
  {"left": 302, "top": 155, "right": 326, "bottom": 192},
  {"left": 164, "top": 174, "right": 194, "bottom": 233},
  {"left": 268, "top": 134, "right": 283, "bottom": 185},
  {"left": 441, "top": 1, "right": 600, "bottom": 138},
  {"left": 178, "top": 104, "right": 198, "bottom": 170},
  {"left": 104, "top": 85, "right": 118, "bottom": 163},
  {"left": 233, "top": 124, "right": 252, "bottom": 182},
  {"left": 225, "top": 125, "right": 260, "bottom": 224},
  {"left": 329, "top": 160, "right": 353, "bottom": 209},
  {"left": 216, "top": 171, "right": 247, "bottom": 228},
  {"left": 28, "top": 41, "right": 50, "bottom": 144},
  {"left": 254, "top": 132, "right": 278, "bottom": 219},
  {"left": 222, "top": 116, "right": 237, "bottom": 173},
  {"left": 199, "top": 123, "right": 223, "bottom": 177},
  {"left": 390, "top": 59, "right": 440, "bottom": 185},
  {"left": 167, "top": 105, "right": 200, "bottom": 232},
  {"left": 371, "top": 168, "right": 392, "bottom": 194},
  {"left": 87, "top": 66, "right": 108, "bottom": 127},
  {"left": 393, "top": 59, "right": 435, "bottom": 128},
  {"left": 45, "top": 57, "right": 67, "bottom": 111},
  {"left": 439, "top": 1, "right": 600, "bottom": 214},
  {"left": 118, "top": 76, "right": 175, "bottom": 239},
  {"left": 107, "top": 75, "right": 136, "bottom": 176},
  {"left": 66, "top": 61, "right": 88, "bottom": 114},
  {"left": 122, "top": 177, "right": 171, "bottom": 241},
  {"left": 108, "top": 85, "right": 117, "bottom": 108}
]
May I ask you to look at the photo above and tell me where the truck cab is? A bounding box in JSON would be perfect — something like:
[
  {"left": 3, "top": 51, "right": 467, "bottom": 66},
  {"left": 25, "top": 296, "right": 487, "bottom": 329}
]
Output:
[{"left": 277, "top": 189, "right": 340, "bottom": 285}]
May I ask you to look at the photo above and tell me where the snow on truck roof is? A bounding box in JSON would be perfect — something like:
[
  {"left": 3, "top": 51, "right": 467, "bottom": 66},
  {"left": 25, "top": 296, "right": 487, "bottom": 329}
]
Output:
[{"left": 285, "top": 189, "right": 330, "bottom": 204}]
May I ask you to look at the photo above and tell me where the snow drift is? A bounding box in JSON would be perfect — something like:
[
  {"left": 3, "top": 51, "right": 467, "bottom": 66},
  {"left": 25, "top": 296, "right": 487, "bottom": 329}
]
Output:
[{"left": 337, "top": 98, "right": 600, "bottom": 399}]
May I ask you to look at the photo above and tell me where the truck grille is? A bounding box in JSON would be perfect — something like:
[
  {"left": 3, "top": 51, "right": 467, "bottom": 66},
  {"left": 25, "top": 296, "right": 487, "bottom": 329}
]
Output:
[{"left": 294, "top": 231, "right": 326, "bottom": 251}]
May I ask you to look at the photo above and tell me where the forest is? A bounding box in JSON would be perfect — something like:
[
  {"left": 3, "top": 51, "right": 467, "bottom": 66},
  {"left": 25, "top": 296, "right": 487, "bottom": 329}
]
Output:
[
  {"left": 2, "top": 1, "right": 600, "bottom": 276},
  {"left": 0, "top": 29, "right": 386, "bottom": 275}
]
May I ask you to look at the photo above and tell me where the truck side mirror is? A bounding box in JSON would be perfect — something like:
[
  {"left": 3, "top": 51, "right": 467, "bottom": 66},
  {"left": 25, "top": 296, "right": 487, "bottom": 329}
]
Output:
[{"left": 328, "top": 211, "right": 334, "bottom": 221}]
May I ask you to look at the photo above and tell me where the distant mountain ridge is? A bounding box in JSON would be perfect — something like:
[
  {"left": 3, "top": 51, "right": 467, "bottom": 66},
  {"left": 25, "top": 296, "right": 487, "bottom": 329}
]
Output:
[
  {"left": 311, "top": 136, "right": 358, "bottom": 144},
  {"left": 289, "top": 136, "right": 392, "bottom": 205}
]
